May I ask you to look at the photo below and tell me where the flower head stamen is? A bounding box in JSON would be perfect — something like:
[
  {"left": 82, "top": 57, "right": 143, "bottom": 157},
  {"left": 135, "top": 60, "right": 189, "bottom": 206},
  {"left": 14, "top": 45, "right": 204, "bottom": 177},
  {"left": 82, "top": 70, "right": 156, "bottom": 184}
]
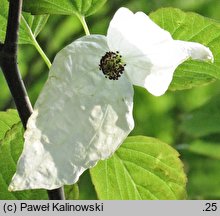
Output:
[{"left": 99, "top": 51, "right": 126, "bottom": 80}]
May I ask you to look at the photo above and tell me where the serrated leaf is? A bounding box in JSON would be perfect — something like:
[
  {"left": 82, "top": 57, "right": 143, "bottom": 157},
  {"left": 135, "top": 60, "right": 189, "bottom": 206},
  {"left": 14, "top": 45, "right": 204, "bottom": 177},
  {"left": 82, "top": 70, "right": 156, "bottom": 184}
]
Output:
[
  {"left": 19, "top": 13, "right": 49, "bottom": 44},
  {"left": 181, "top": 94, "right": 220, "bottom": 137},
  {"left": 0, "top": 0, "right": 49, "bottom": 44},
  {"left": 0, "top": 123, "right": 47, "bottom": 199},
  {"left": 0, "top": 109, "right": 20, "bottom": 142},
  {"left": 90, "top": 136, "right": 187, "bottom": 200},
  {"left": 22, "top": 0, "right": 107, "bottom": 17},
  {"left": 150, "top": 8, "right": 220, "bottom": 91}
]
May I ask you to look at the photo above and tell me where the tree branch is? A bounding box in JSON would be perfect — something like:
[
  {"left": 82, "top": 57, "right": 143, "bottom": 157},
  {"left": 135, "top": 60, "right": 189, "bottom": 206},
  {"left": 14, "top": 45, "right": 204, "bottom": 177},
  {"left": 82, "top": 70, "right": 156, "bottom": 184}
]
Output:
[
  {"left": 0, "top": 0, "right": 32, "bottom": 126},
  {"left": 0, "top": 0, "right": 65, "bottom": 200}
]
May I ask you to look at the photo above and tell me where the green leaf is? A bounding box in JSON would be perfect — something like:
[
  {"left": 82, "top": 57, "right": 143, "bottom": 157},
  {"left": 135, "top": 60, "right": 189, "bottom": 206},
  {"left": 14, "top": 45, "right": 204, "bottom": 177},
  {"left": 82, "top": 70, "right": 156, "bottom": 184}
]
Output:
[
  {"left": 0, "top": 0, "right": 49, "bottom": 44},
  {"left": 20, "top": 13, "right": 49, "bottom": 44},
  {"left": 181, "top": 94, "right": 220, "bottom": 137},
  {"left": 22, "top": 0, "right": 107, "bottom": 17},
  {"left": 150, "top": 8, "right": 220, "bottom": 91},
  {"left": 90, "top": 136, "right": 187, "bottom": 200},
  {"left": 187, "top": 140, "right": 220, "bottom": 160},
  {"left": 0, "top": 123, "right": 47, "bottom": 199},
  {"left": 78, "top": 170, "right": 98, "bottom": 200},
  {"left": 64, "top": 184, "right": 79, "bottom": 200},
  {"left": 0, "top": 0, "right": 9, "bottom": 43},
  {"left": 0, "top": 110, "right": 20, "bottom": 142}
]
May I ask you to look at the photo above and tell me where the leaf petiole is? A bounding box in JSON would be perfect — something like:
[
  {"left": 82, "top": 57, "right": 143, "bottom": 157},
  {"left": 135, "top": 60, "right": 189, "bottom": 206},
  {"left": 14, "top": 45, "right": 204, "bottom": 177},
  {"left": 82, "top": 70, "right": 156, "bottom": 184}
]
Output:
[
  {"left": 21, "top": 15, "right": 52, "bottom": 69},
  {"left": 76, "top": 14, "right": 90, "bottom": 36}
]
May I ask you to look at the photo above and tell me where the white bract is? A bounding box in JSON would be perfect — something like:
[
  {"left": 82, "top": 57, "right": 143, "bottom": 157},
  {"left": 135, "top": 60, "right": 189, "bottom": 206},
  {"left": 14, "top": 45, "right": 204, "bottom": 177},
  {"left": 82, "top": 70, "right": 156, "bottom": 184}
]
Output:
[{"left": 9, "top": 7, "right": 213, "bottom": 190}]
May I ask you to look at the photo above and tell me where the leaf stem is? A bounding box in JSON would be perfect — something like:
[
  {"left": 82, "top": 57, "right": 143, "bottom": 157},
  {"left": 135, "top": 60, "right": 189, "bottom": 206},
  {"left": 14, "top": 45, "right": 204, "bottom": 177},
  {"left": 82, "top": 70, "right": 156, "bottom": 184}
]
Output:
[
  {"left": 32, "top": 37, "right": 52, "bottom": 68},
  {"left": 21, "top": 15, "right": 52, "bottom": 68},
  {"left": 77, "top": 15, "right": 90, "bottom": 36}
]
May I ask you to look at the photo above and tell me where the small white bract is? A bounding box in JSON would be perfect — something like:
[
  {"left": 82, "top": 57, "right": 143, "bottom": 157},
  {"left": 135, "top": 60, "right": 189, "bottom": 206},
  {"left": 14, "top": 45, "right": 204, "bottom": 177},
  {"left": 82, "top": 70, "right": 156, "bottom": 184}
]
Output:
[{"left": 9, "top": 7, "right": 213, "bottom": 190}]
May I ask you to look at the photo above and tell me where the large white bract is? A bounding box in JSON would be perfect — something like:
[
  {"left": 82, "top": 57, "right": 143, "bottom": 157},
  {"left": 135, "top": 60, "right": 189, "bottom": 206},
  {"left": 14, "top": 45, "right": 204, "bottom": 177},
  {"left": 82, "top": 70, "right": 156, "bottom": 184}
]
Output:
[{"left": 9, "top": 7, "right": 213, "bottom": 190}]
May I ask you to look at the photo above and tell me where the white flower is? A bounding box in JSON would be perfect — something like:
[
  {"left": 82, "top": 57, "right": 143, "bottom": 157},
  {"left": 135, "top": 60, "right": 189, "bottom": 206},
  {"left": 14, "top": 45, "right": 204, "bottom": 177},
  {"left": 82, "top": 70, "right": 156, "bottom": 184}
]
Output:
[{"left": 9, "top": 7, "right": 213, "bottom": 191}]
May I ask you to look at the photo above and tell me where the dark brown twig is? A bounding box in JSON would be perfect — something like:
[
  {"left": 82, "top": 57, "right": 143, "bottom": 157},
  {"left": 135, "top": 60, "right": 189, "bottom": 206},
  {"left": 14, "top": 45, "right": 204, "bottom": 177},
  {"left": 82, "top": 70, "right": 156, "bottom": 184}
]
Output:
[
  {"left": 0, "top": 0, "right": 65, "bottom": 200},
  {"left": 0, "top": 0, "right": 32, "bottom": 126}
]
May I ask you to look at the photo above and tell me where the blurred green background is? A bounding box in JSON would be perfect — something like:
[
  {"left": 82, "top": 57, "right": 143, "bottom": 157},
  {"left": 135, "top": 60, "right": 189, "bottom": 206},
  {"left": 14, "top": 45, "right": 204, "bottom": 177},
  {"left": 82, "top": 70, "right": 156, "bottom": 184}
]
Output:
[{"left": 1, "top": 0, "right": 220, "bottom": 199}]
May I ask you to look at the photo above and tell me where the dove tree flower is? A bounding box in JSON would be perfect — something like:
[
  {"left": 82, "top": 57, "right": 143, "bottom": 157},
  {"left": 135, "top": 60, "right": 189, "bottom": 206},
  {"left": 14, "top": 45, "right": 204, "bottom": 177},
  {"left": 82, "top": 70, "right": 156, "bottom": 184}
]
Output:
[{"left": 9, "top": 7, "right": 213, "bottom": 191}]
